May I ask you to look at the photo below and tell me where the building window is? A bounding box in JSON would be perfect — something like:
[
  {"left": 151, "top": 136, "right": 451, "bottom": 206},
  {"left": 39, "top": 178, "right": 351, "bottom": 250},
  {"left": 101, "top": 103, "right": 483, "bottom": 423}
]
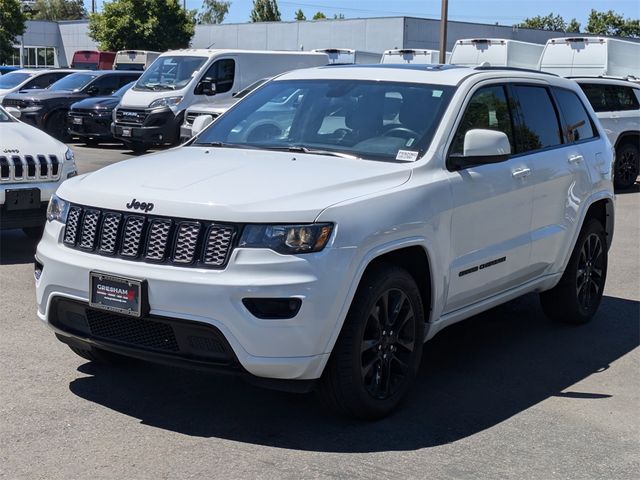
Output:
[{"left": 6, "top": 46, "right": 57, "bottom": 67}]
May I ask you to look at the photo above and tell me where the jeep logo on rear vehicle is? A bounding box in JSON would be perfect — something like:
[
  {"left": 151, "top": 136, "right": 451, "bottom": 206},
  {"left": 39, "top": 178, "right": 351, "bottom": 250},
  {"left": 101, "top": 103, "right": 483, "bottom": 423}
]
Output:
[{"left": 126, "top": 198, "right": 154, "bottom": 212}]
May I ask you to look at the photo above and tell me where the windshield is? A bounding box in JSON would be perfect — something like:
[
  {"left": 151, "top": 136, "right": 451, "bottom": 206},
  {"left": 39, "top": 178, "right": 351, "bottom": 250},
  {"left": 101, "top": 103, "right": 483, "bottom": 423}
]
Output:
[
  {"left": 135, "top": 55, "right": 206, "bottom": 91},
  {"left": 0, "top": 106, "right": 14, "bottom": 122},
  {"left": 194, "top": 79, "right": 454, "bottom": 162},
  {"left": 49, "top": 73, "right": 98, "bottom": 92},
  {"left": 0, "top": 72, "right": 33, "bottom": 89},
  {"left": 235, "top": 78, "right": 269, "bottom": 99},
  {"left": 114, "top": 81, "right": 135, "bottom": 97}
]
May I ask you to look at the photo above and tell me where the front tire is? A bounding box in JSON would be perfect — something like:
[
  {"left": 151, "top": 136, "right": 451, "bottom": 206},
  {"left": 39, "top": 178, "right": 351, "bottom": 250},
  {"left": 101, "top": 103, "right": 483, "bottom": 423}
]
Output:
[
  {"left": 319, "top": 264, "right": 425, "bottom": 419},
  {"left": 540, "top": 219, "right": 608, "bottom": 324},
  {"left": 614, "top": 141, "right": 639, "bottom": 190}
]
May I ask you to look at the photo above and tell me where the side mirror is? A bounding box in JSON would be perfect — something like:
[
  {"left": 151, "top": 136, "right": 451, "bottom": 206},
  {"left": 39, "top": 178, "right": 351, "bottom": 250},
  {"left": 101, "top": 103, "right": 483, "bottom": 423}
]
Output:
[
  {"left": 196, "top": 79, "right": 216, "bottom": 96},
  {"left": 6, "top": 106, "right": 21, "bottom": 119},
  {"left": 449, "top": 129, "right": 511, "bottom": 170},
  {"left": 191, "top": 114, "right": 214, "bottom": 136}
]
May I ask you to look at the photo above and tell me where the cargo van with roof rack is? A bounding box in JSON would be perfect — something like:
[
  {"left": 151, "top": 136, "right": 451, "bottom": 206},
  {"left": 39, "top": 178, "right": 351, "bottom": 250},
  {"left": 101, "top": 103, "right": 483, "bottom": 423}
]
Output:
[
  {"left": 381, "top": 49, "right": 451, "bottom": 65},
  {"left": 450, "top": 39, "right": 544, "bottom": 69}
]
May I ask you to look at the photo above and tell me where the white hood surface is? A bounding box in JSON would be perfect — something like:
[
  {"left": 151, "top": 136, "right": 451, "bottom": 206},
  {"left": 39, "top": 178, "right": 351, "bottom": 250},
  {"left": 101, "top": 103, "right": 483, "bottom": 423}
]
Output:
[
  {"left": 58, "top": 147, "right": 412, "bottom": 223},
  {"left": 1, "top": 121, "right": 67, "bottom": 155}
]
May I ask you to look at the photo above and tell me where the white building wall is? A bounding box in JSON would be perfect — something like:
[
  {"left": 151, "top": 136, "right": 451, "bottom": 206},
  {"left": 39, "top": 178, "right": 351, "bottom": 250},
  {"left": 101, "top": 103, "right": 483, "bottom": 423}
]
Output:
[{"left": 57, "top": 21, "right": 99, "bottom": 67}]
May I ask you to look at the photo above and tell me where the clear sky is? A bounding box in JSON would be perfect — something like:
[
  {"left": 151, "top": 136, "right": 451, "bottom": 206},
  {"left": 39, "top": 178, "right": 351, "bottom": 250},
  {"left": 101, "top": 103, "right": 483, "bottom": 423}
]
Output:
[{"left": 83, "top": 0, "right": 639, "bottom": 28}]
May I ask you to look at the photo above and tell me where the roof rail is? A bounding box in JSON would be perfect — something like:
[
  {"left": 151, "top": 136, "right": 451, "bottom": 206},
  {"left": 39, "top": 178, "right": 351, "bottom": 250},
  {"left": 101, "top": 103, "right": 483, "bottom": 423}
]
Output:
[{"left": 473, "top": 66, "right": 558, "bottom": 77}]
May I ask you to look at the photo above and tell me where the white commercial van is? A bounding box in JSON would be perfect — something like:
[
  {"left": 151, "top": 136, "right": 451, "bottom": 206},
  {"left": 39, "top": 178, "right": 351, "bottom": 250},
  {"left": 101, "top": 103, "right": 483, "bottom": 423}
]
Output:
[
  {"left": 538, "top": 37, "right": 640, "bottom": 78},
  {"left": 312, "top": 48, "right": 382, "bottom": 64},
  {"left": 113, "top": 50, "right": 161, "bottom": 71},
  {"left": 450, "top": 39, "right": 544, "bottom": 68},
  {"left": 380, "top": 49, "right": 451, "bottom": 64},
  {"left": 112, "top": 49, "right": 328, "bottom": 151}
]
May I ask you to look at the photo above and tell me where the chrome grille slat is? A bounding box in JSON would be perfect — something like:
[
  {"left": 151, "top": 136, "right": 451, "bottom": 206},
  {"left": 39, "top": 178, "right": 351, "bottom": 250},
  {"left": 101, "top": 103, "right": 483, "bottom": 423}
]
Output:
[
  {"left": 121, "top": 216, "right": 145, "bottom": 257},
  {"left": 144, "top": 219, "right": 172, "bottom": 261},
  {"left": 79, "top": 209, "right": 100, "bottom": 250},
  {"left": 98, "top": 213, "right": 122, "bottom": 254},
  {"left": 62, "top": 205, "right": 236, "bottom": 269},
  {"left": 203, "top": 225, "right": 235, "bottom": 266},
  {"left": 0, "top": 153, "right": 61, "bottom": 183},
  {"left": 173, "top": 222, "right": 201, "bottom": 264}
]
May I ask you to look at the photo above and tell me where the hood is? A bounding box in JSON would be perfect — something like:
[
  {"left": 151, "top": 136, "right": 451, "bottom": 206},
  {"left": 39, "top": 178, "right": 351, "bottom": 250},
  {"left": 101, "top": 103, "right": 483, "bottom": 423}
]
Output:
[
  {"left": 71, "top": 96, "right": 119, "bottom": 110},
  {"left": 0, "top": 121, "right": 67, "bottom": 155},
  {"left": 5, "top": 90, "right": 84, "bottom": 102},
  {"left": 58, "top": 146, "right": 412, "bottom": 223},
  {"left": 121, "top": 88, "right": 186, "bottom": 108}
]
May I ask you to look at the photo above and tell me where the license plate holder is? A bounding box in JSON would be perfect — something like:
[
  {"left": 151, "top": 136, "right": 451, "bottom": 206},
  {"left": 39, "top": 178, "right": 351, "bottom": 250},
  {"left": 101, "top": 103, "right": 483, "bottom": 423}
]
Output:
[
  {"left": 73, "top": 117, "right": 83, "bottom": 125},
  {"left": 89, "top": 272, "right": 148, "bottom": 318},
  {"left": 121, "top": 127, "right": 132, "bottom": 137},
  {"left": 5, "top": 188, "right": 41, "bottom": 211}
]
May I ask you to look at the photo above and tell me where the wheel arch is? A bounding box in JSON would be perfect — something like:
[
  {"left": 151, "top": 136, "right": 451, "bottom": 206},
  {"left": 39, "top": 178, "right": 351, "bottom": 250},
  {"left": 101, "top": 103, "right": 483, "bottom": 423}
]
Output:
[{"left": 614, "top": 130, "right": 640, "bottom": 151}]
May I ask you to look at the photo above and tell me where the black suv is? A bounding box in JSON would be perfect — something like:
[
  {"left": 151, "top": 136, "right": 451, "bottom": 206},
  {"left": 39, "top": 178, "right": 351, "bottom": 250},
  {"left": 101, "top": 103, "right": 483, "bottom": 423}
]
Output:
[{"left": 2, "top": 70, "right": 141, "bottom": 140}]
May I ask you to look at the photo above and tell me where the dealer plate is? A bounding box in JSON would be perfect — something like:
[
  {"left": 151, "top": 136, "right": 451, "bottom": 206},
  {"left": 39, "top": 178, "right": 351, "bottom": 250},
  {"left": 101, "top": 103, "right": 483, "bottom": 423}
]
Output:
[
  {"left": 5, "top": 188, "right": 41, "bottom": 211},
  {"left": 121, "top": 127, "right": 132, "bottom": 137},
  {"left": 73, "top": 117, "right": 83, "bottom": 125},
  {"left": 89, "top": 272, "right": 148, "bottom": 317}
]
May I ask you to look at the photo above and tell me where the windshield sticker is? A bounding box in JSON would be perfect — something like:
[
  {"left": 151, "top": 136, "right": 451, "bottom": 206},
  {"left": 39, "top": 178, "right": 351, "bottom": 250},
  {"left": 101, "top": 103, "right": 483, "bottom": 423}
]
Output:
[
  {"left": 432, "top": 90, "right": 443, "bottom": 97},
  {"left": 396, "top": 150, "right": 419, "bottom": 162}
]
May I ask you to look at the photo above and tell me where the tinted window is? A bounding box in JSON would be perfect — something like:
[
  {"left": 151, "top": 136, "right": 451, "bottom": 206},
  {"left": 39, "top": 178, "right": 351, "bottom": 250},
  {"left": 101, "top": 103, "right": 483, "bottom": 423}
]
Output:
[
  {"left": 90, "top": 75, "right": 120, "bottom": 95},
  {"left": 553, "top": 88, "right": 597, "bottom": 143},
  {"left": 512, "top": 86, "right": 562, "bottom": 153},
  {"left": 49, "top": 73, "right": 98, "bottom": 91},
  {"left": 580, "top": 83, "right": 640, "bottom": 112},
  {"left": 201, "top": 59, "right": 236, "bottom": 94},
  {"left": 119, "top": 75, "right": 140, "bottom": 88},
  {"left": 194, "top": 79, "right": 454, "bottom": 162},
  {"left": 23, "top": 72, "right": 59, "bottom": 89},
  {"left": 451, "top": 85, "right": 514, "bottom": 155}
]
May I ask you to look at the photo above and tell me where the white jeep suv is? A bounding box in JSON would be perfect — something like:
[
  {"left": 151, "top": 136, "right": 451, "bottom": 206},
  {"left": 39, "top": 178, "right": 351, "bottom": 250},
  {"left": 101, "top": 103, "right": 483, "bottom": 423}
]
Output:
[
  {"left": 35, "top": 65, "right": 614, "bottom": 418},
  {"left": 572, "top": 76, "right": 640, "bottom": 190},
  {"left": 1, "top": 106, "right": 77, "bottom": 238}
]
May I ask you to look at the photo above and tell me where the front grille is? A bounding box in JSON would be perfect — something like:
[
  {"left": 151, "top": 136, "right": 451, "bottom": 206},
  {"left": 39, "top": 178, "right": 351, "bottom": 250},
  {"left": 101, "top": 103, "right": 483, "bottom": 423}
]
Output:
[
  {"left": 63, "top": 205, "right": 237, "bottom": 269},
  {"left": 115, "top": 109, "right": 147, "bottom": 124},
  {"left": 2, "top": 99, "right": 26, "bottom": 108},
  {"left": 185, "top": 112, "right": 219, "bottom": 126},
  {"left": 68, "top": 110, "right": 92, "bottom": 118},
  {"left": 0, "top": 154, "right": 60, "bottom": 183},
  {"left": 86, "top": 308, "right": 180, "bottom": 352}
]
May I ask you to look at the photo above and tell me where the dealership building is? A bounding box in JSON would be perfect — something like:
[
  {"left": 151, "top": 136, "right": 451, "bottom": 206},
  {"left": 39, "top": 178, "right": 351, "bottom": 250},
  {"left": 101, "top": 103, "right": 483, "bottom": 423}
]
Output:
[{"left": 8, "top": 16, "right": 634, "bottom": 68}]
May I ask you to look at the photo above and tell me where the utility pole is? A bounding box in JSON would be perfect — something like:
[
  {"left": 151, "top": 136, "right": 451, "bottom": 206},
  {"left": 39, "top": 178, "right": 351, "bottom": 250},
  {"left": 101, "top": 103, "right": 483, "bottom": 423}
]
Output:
[
  {"left": 92, "top": 0, "right": 96, "bottom": 14},
  {"left": 439, "top": 0, "right": 448, "bottom": 64}
]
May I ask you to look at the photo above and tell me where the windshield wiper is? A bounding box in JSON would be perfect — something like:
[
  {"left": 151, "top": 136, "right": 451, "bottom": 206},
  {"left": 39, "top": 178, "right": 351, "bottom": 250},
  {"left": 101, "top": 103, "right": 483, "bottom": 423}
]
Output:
[
  {"left": 196, "top": 141, "right": 246, "bottom": 149},
  {"left": 261, "top": 145, "right": 359, "bottom": 159}
]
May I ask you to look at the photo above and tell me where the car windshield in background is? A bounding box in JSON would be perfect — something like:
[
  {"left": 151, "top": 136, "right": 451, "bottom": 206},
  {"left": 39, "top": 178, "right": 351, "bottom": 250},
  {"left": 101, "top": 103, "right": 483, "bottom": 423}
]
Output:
[
  {"left": 0, "top": 107, "right": 13, "bottom": 122},
  {"left": 193, "top": 79, "right": 454, "bottom": 162},
  {"left": 135, "top": 56, "right": 207, "bottom": 91},
  {"left": 114, "top": 81, "right": 135, "bottom": 97},
  {"left": 49, "top": 73, "right": 98, "bottom": 92},
  {"left": 0, "top": 72, "right": 33, "bottom": 89}
]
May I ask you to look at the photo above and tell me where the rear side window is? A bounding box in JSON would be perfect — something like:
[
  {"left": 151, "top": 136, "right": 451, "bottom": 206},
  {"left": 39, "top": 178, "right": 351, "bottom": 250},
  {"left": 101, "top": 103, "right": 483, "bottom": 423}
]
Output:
[
  {"left": 553, "top": 88, "right": 597, "bottom": 143},
  {"left": 512, "top": 86, "right": 562, "bottom": 153},
  {"left": 24, "top": 73, "right": 58, "bottom": 89},
  {"left": 450, "top": 85, "right": 514, "bottom": 155},
  {"left": 580, "top": 83, "right": 640, "bottom": 112}
]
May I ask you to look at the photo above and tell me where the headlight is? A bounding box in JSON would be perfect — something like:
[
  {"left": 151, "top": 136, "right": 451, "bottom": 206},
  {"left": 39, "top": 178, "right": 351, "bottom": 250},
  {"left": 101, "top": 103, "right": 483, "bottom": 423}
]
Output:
[
  {"left": 64, "top": 147, "right": 74, "bottom": 162},
  {"left": 149, "top": 96, "right": 183, "bottom": 109},
  {"left": 46, "top": 194, "right": 70, "bottom": 223},
  {"left": 239, "top": 223, "right": 333, "bottom": 254}
]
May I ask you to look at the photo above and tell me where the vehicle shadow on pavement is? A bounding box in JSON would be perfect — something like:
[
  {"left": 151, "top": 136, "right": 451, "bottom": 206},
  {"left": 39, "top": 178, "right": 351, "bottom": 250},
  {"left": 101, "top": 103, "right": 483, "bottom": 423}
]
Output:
[
  {"left": 0, "top": 230, "right": 39, "bottom": 266},
  {"left": 68, "top": 293, "right": 639, "bottom": 453}
]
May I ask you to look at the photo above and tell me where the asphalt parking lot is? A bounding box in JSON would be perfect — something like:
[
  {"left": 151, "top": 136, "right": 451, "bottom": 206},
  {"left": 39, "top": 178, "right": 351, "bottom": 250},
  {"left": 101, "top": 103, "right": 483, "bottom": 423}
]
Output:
[{"left": 1, "top": 144, "right": 638, "bottom": 479}]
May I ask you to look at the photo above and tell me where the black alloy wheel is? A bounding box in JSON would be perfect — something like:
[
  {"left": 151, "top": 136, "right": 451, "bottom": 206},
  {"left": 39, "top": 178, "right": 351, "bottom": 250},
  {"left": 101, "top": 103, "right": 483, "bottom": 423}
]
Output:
[
  {"left": 614, "top": 142, "right": 639, "bottom": 190},
  {"left": 361, "top": 288, "right": 416, "bottom": 400},
  {"left": 575, "top": 232, "right": 605, "bottom": 312}
]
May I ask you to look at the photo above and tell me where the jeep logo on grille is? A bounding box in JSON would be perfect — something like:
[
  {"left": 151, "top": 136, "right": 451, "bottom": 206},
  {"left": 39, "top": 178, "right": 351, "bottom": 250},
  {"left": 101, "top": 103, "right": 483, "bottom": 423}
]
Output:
[
  {"left": 126, "top": 198, "right": 154, "bottom": 212},
  {"left": 3, "top": 149, "right": 19, "bottom": 154}
]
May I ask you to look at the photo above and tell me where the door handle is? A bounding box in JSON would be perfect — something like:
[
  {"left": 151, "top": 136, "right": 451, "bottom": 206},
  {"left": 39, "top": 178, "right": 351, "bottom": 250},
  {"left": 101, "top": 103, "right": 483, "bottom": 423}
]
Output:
[
  {"left": 568, "top": 154, "right": 583, "bottom": 164},
  {"left": 512, "top": 167, "right": 531, "bottom": 179}
]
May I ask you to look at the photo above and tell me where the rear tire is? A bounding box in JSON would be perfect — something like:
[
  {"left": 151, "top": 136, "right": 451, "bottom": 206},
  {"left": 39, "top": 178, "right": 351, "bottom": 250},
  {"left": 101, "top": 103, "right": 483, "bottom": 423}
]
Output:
[
  {"left": 319, "top": 264, "right": 425, "bottom": 419},
  {"left": 540, "top": 219, "right": 608, "bottom": 324},
  {"left": 614, "top": 141, "right": 639, "bottom": 190}
]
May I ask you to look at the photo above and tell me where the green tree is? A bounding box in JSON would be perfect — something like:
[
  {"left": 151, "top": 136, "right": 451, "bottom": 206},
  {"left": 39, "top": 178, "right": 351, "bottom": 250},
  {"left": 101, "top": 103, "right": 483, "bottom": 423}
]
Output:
[
  {"left": 294, "top": 8, "right": 305, "bottom": 21},
  {"left": 32, "top": 0, "right": 86, "bottom": 20},
  {"left": 250, "top": 0, "right": 280, "bottom": 22},
  {"left": 198, "top": 0, "right": 230, "bottom": 24},
  {"left": 586, "top": 9, "right": 640, "bottom": 38},
  {"left": 566, "top": 18, "right": 581, "bottom": 33},
  {"left": 0, "top": 0, "right": 26, "bottom": 64},
  {"left": 312, "top": 11, "right": 326, "bottom": 20},
  {"left": 89, "top": 0, "right": 195, "bottom": 52},
  {"left": 517, "top": 13, "right": 567, "bottom": 31}
]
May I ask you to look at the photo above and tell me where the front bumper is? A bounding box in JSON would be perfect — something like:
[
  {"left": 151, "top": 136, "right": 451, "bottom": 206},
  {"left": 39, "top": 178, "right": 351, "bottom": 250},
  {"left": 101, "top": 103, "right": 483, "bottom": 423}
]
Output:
[
  {"left": 36, "top": 221, "right": 355, "bottom": 381},
  {"left": 112, "top": 107, "right": 183, "bottom": 146},
  {"left": 67, "top": 112, "right": 113, "bottom": 139}
]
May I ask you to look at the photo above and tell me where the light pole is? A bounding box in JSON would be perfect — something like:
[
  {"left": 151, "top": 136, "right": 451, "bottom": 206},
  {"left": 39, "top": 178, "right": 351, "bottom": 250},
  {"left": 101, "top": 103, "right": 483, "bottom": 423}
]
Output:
[{"left": 439, "top": 0, "right": 448, "bottom": 64}]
